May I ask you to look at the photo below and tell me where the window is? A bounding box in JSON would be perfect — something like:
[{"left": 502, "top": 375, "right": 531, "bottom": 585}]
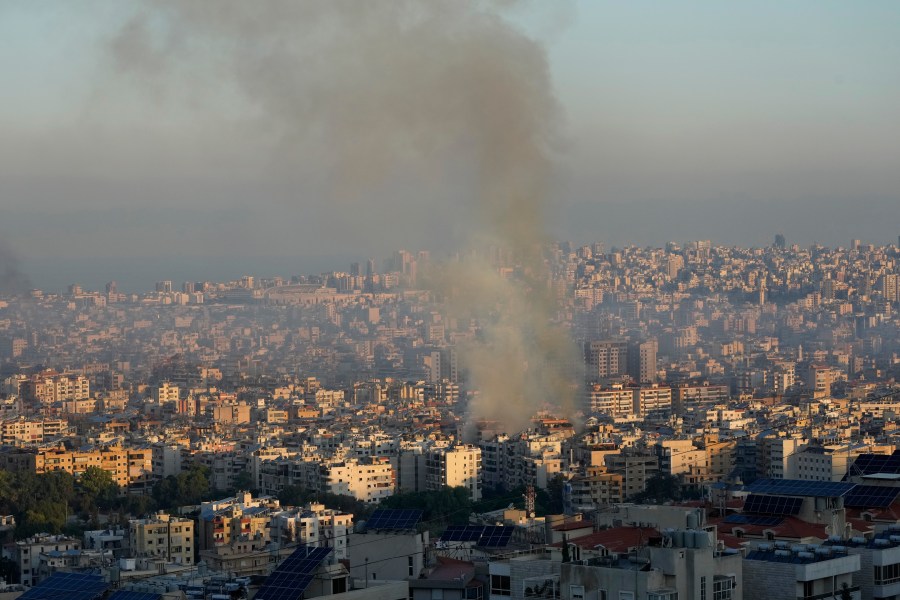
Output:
[
  {"left": 599, "top": 592, "right": 607, "bottom": 600},
  {"left": 713, "top": 576, "right": 734, "bottom": 600},
  {"left": 802, "top": 581, "right": 813, "bottom": 599},
  {"left": 618, "top": 593, "right": 634, "bottom": 600},
  {"left": 570, "top": 585, "right": 585, "bottom": 600},
  {"left": 701, "top": 576, "right": 707, "bottom": 600},
  {"left": 875, "top": 563, "right": 900, "bottom": 585},
  {"left": 491, "top": 575, "right": 511, "bottom": 597},
  {"left": 409, "top": 556, "right": 415, "bottom": 576}
]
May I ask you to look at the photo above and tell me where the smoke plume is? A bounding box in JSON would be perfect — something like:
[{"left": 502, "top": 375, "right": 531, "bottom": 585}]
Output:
[
  {"left": 0, "top": 238, "right": 32, "bottom": 296},
  {"left": 110, "top": 0, "right": 578, "bottom": 435}
]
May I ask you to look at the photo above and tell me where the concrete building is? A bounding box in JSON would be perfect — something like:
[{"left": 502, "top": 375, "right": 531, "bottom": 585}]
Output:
[
  {"left": 15, "top": 534, "right": 81, "bottom": 588},
  {"left": 560, "top": 529, "right": 743, "bottom": 600},
  {"left": 321, "top": 457, "right": 394, "bottom": 503},
  {"left": 348, "top": 530, "right": 429, "bottom": 584},
  {"left": 743, "top": 543, "right": 859, "bottom": 600},
  {"left": 426, "top": 445, "right": 482, "bottom": 501},
  {"left": 128, "top": 512, "right": 195, "bottom": 565},
  {"left": 270, "top": 502, "right": 354, "bottom": 561},
  {"left": 585, "top": 340, "right": 628, "bottom": 381},
  {"left": 198, "top": 491, "right": 281, "bottom": 552}
]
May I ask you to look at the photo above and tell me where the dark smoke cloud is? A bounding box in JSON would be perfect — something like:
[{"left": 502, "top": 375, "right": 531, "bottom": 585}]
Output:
[
  {"left": 109, "top": 0, "right": 578, "bottom": 434},
  {"left": 0, "top": 238, "right": 32, "bottom": 295}
]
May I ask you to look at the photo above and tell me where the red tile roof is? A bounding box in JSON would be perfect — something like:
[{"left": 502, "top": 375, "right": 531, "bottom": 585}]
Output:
[{"left": 562, "top": 526, "right": 659, "bottom": 553}]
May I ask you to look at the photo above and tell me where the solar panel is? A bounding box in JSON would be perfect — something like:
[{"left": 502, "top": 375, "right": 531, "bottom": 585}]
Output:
[
  {"left": 107, "top": 592, "right": 162, "bottom": 600},
  {"left": 366, "top": 509, "right": 423, "bottom": 531},
  {"left": 743, "top": 494, "right": 803, "bottom": 516},
  {"left": 439, "top": 525, "right": 514, "bottom": 546},
  {"left": 255, "top": 545, "right": 332, "bottom": 600},
  {"left": 843, "top": 485, "right": 900, "bottom": 508},
  {"left": 18, "top": 572, "right": 109, "bottom": 600},
  {"left": 745, "top": 479, "right": 855, "bottom": 497},
  {"left": 723, "top": 514, "right": 783, "bottom": 526},
  {"left": 847, "top": 452, "right": 900, "bottom": 477},
  {"left": 440, "top": 525, "right": 484, "bottom": 542},
  {"left": 478, "top": 526, "right": 514, "bottom": 547}
]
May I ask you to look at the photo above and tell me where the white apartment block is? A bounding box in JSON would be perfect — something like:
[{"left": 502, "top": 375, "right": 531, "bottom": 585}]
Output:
[{"left": 426, "top": 445, "right": 482, "bottom": 501}]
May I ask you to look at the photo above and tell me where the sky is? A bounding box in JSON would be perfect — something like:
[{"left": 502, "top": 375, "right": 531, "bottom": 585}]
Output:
[{"left": 1, "top": 1, "right": 899, "bottom": 291}]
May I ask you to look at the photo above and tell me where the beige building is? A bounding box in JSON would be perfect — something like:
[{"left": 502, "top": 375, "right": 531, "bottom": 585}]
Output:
[
  {"left": 321, "top": 457, "right": 394, "bottom": 503},
  {"left": 15, "top": 534, "right": 81, "bottom": 588},
  {"left": 22, "top": 373, "right": 90, "bottom": 404},
  {"left": 2, "top": 445, "right": 154, "bottom": 488},
  {"left": 198, "top": 491, "right": 281, "bottom": 552},
  {"left": 426, "top": 445, "right": 482, "bottom": 501},
  {"left": 129, "top": 512, "right": 194, "bottom": 565},
  {"left": 0, "top": 417, "right": 71, "bottom": 446}
]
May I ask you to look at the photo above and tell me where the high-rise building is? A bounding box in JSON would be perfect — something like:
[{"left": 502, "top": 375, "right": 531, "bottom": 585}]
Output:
[
  {"left": 627, "top": 340, "right": 657, "bottom": 384},
  {"left": 584, "top": 340, "right": 628, "bottom": 380},
  {"left": 425, "top": 445, "right": 482, "bottom": 501},
  {"left": 879, "top": 273, "right": 898, "bottom": 303},
  {"left": 774, "top": 233, "right": 786, "bottom": 249}
]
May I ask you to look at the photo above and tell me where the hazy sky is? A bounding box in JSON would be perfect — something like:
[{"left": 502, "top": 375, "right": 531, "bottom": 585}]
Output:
[{"left": 2, "top": 1, "right": 899, "bottom": 288}]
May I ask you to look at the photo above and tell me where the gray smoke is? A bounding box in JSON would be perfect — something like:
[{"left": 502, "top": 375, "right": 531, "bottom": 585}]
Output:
[
  {"left": 0, "top": 238, "right": 32, "bottom": 296},
  {"left": 110, "top": 0, "right": 578, "bottom": 434}
]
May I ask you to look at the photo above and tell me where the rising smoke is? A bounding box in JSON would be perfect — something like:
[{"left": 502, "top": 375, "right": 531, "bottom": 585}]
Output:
[
  {"left": 0, "top": 238, "right": 32, "bottom": 296},
  {"left": 110, "top": 0, "right": 579, "bottom": 435}
]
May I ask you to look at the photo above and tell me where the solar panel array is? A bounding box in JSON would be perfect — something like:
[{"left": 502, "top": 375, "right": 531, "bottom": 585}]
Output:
[
  {"left": 107, "top": 591, "right": 162, "bottom": 600},
  {"left": 441, "top": 525, "right": 484, "bottom": 542},
  {"left": 843, "top": 485, "right": 900, "bottom": 508},
  {"left": 479, "top": 526, "right": 514, "bottom": 547},
  {"left": 365, "top": 509, "right": 423, "bottom": 530},
  {"left": 255, "top": 546, "right": 332, "bottom": 600},
  {"left": 848, "top": 453, "right": 900, "bottom": 477},
  {"left": 723, "top": 514, "right": 783, "bottom": 527},
  {"left": 743, "top": 494, "right": 803, "bottom": 516},
  {"left": 439, "top": 525, "right": 514, "bottom": 546},
  {"left": 18, "top": 572, "right": 109, "bottom": 600},
  {"left": 746, "top": 479, "right": 855, "bottom": 497}
]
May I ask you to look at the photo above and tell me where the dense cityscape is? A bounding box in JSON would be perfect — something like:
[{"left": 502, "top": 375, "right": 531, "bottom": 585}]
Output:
[{"left": 1, "top": 238, "right": 900, "bottom": 599}]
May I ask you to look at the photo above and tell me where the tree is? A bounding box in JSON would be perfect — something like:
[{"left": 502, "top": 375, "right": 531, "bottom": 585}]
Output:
[
  {"left": 151, "top": 466, "right": 211, "bottom": 510},
  {"left": 78, "top": 467, "right": 120, "bottom": 511},
  {"left": 631, "top": 473, "right": 682, "bottom": 504},
  {"left": 839, "top": 582, "right": 853, "bottom": 600},
  {"left": 176, "top": 466, "right": 211, "bottom": 506},
  {"left": 230, "top": 471, "right": 255, "bottom": 494}
]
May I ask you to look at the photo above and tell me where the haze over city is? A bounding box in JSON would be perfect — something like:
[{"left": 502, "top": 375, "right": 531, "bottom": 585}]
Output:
[{"left": 2, "top": 1, "right": 900, "bottom": 293}]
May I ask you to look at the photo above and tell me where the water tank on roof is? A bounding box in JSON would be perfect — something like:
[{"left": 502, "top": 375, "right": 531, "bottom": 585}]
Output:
[
  {"left": 694, "top": 530, "right": 710, "bottom": 549},
  {"left": 687, "top": 513, "right": 699, "bottom": 530},
  {"left": 674, "top": 530, "right": 685, "bottom": 547},
  {"left": 851, "top": 537, "right": 867, "bottom": 545},
  {"left": 757, "top": 543, "right": 772, "bottom": 552},
  {"left": 774, "top": 550, "right": 792, "bottom": 558},
  {"left": 874, "top": 538, "right": 891, "bottom": 547},
  {"left": 798, "top": 552, "right": 815, "bottom": 560},
  {"left": 685, "top": 530, "right": 697, "bottom": 548}
]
